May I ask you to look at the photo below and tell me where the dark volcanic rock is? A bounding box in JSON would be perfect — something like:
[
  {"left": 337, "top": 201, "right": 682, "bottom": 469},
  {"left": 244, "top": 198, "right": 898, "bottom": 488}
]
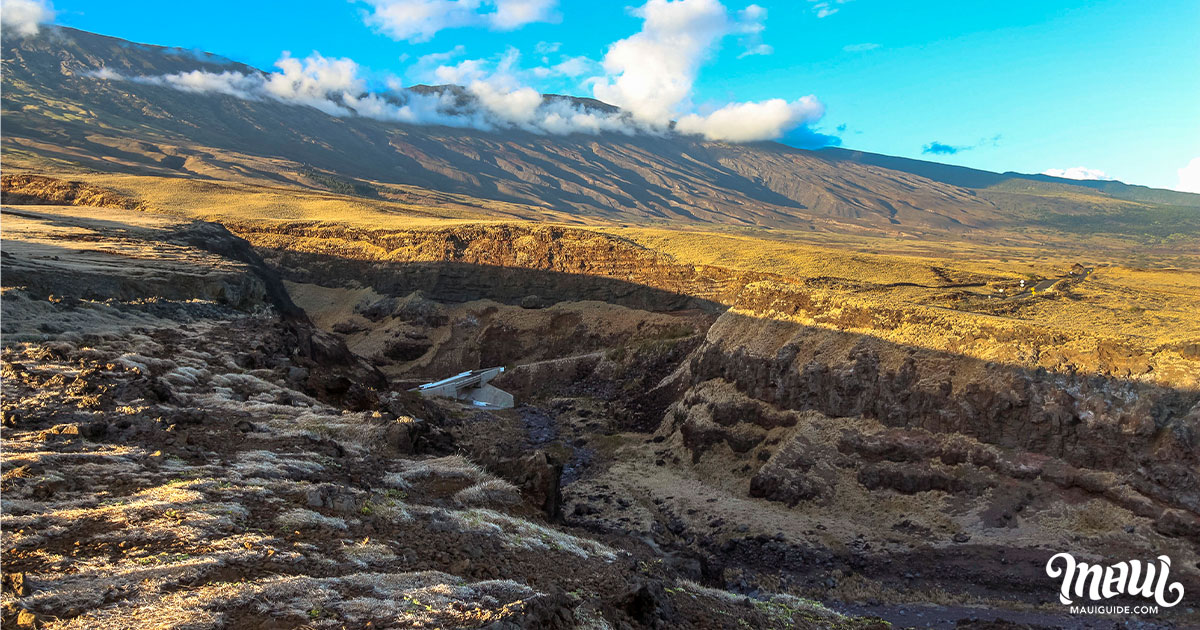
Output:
[{"left": 483, "top": 451, "right": 565, "bottom": 521}]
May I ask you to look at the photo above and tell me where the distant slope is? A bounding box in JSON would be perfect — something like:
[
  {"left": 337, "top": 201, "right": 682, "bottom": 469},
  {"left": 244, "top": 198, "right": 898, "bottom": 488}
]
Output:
[
  {"left": 815, "top": 147, "right": 1200, "bottom": 239},
  {"left": 817, "top": 147, "right": 1200, "bottom": 208},
  {"left": 3, "top": 26, "right": 1197, "bottom": 238}
]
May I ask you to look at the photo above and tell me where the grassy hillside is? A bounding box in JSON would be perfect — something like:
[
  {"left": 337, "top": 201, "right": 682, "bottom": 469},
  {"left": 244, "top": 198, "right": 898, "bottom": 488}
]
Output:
[
  {"left": 4, "top": 25, "right": 1197, "bottom": 245},
  {"left": 818, "top": 147, "right": 1200, "bottom": 208}
]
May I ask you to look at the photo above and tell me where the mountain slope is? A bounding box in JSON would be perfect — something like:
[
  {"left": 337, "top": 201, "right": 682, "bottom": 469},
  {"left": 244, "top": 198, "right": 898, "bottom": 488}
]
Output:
[
  {"left": 3, "top": 26, "right": 1198, "bottom": 238},
  {"left": 818, "top": 147, "right": 1200, "bottom": 207},
  {"left": 0, "top": 27, "right": 1041, "bottom": 233}
]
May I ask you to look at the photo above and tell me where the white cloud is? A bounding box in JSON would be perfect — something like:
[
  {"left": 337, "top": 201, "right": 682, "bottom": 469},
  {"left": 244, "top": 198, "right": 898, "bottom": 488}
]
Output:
[
  {"left": 362, "top": 0, "right": 470, "bottom": 43},
  {"left": 416, "top": 45, "right": 466, "bottom": 67},
  {"left": 468, "top": 81, "right": 542, "bottom": 125},
  {"left": 592, "top": 0, "right": 728, "bottom": 126},
  {"left": 676, "top": 96, "right": 823, "bottom": 142},
  {"left": 91, "top": 49, "right": 643, "bottom": 137},
  {"left": 843, "top": 42, "right": 879, "bottom": 52},
  {"left": 490, "top": 0, "right": 557, "bottom": 30},
  {"left": 433, "top": 58, "right": 491, "bottom": 84},
  {"left": 361, "top": 0, "right": 557, "bottom": 42},
  {"left": 94, "top": 53, "right": 367, "bottom": 117},
  {"left": 589, "top": 0, "right": 812, "bottom": 141},
  {"left": 1, "top": 0, "right": 54, "bottom": 36},
  {"left": 809, "top": 0, "right": 850, "bottom": 18},
  {"left": 734, "top": 4, "right": 771, "bottom": 57},
  {"left": 534, "top": 99, "right": 634, "bottom": 134},
  {"left": 553, "top": 56, "right": 595, "bottom": 77},
  {"left": 1041, "top": 166, "right": 1115, "bottom": 181},
  {"left": 1177, "top": 157, "right": 1200, "bottom": 194},
  {"left": 150, "top": 69, "right": 264, "bottom": 99},
  {"left": 737, "top": 43, "right": 773, "bottom": 58},
  {"left": 431, "top": 46, "right": 522, "bottom": 85},
  {"left": 424, "top": 44, "right": 596, "bottom": 92},
  {"left": 88, "top": 0, "right": 825, "bottom": 144},
  {"left": 532, "top": 55, "right": 597, "bottom": 78},
  {"left": 534, "top": 41, "right": 561, "bottom": 54},
  {"left": 738, "top": 4, "right": 766, "bottom": 24},
  {"left": 88, "top": 67, "right": 122, "bottom": 81},
  {"left": 590, "top": 0, "right": 736, "bottom": 127},
  {"left": 264, "top": 53, "right": 365, "bottom": 116}
]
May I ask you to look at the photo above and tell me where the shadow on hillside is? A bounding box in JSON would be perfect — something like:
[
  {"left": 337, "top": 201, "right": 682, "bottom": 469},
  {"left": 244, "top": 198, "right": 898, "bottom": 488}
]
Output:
[
  {"left": 6, "top": 220, "right": 1199, "bottom": 619},
  {"left": 5, "top": 211, "right": 1197, "bottom": 520},
  {"left": 264, "top": 251, "right": 733, "bottom": 315},
  {"left": 263, "top": 254, "right": 1200, "bottom": 615},
  {"left": 261, "top": 248, "right": 1199, "bottom": 498}
]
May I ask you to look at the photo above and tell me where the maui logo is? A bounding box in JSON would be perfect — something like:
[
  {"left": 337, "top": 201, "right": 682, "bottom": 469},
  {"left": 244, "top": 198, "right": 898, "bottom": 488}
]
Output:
[{"left": 1045, "top": 553, "right": 1185, "bottom": 607}]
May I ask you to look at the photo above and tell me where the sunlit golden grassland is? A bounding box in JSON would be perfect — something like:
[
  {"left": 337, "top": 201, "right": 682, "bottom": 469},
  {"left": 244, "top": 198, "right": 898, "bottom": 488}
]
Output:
[
  {"left": 42, "top": 172, "right": 578, "bottom": 227},
  {"left": 6, "top": 168, "right": 1197, "bottom": 386},
  {"left": 612, "top": 226, "right": 1200, "bottom": 387},
  {"left": 602, "top": 225, "right": 1200, "bottom": 343}
]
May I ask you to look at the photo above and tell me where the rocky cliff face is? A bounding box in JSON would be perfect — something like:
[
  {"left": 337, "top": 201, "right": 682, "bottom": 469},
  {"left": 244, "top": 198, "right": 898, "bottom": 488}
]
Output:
[
  {"left": 6, "top": 205, "right": 892, "bottom": 630},
  {"left": 13, "top": 206, "right": 1186, "bottom": 625},
  {"left": 633, "top": 308, "right": 1200, "bottom": 619},
  {"left": 246, "top": 220, "right": 1199, "bottom": 384},
  {"left": 9, "top": 206, "right": 1196, "bottom": 626},
  {"left": 238, "top": 222, "right": 777, "bottom": 312},
  {"left": 665, "top": 309, "right": 1199, "bottom": 525},
  {"left": 0, "top": 206, "right": 271, "bottom": 333},
  {"left": 242, "top": 221, "right": 1200, "bottom": 626},
  {"left": 240, "top": 222, "right": 1200, "bottom": 496},
  {"left": 676, "top": 312, "right": 1200, "bottom": 513}
]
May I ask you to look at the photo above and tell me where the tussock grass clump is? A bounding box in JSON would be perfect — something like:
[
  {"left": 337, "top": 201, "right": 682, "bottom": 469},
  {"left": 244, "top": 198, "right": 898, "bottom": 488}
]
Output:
[
  {"left": 454, "top": 479, "right": 522, "bottom": 507},
  {"left": 342, "top": 539, "right": 397, "bottom": 567},
  {"left": 276, "top": 508, "right": 348, "bottom": 531},
  {"left": 381, "top": 471, "right": 414, "bottom": 490},
  {"left": 365, "top": 490, "right": 414, "bottom": 522},
  {"left": 390, "top": 455, "right": 486, "bottom": 484},
  {"left": 234, "top": 571, "right": 538, "bottom": 627},
  {"left": 288, "top": 411, "right": 388, "bottom": 451},
  {"left": 233, "top": 450, "right": 326, "bottom": 480},
  {"left": 445, "top": 508, "right": 618, "bottom": 561},
  {"left": 1034, "top": 498, "right": 1137, "bottom": 536},
  {"left": 676, "top": 579, "right": 844, "bottom": 623}
]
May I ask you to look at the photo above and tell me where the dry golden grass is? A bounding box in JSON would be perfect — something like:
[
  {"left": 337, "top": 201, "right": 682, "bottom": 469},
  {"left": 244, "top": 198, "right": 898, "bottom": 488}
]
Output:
[
  {"left": 594, "top": 227, "right": 958, "bottom": 286},
  {"left": 592, "top": 227, "right": 1200, "bottom": 388},
  {"left": 8, "top": 170, "right": 1197, "bottom": 388},
  {"left": 44, "top": 172, "right": 598, "bottom": 228},
  {"left": 1031, "top": 499, "right": 1139, "bottom": 538}
]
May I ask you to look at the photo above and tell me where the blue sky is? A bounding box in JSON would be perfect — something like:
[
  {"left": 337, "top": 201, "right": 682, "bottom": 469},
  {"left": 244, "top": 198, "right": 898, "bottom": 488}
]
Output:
[{"left": 41, "top": 0, "right": 1200, "bottom": 191}]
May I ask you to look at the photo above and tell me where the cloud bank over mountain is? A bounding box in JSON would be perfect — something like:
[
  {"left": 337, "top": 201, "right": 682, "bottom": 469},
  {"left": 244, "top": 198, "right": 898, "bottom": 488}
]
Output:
[
  {"left": 83, "top": 0, "right": 827, "bottom": 143},
  {"left": 90, "top": 53, "right": 654, "bottom": 136},
  {"left": 677, "top": 97, "right": 823, "bottom": 142}
]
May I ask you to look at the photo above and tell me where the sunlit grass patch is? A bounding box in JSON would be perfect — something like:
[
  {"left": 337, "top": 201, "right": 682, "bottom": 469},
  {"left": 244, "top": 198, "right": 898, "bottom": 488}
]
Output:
[
  {"left": 276, "top": 508, "right": 348, "bottom": 531},
  {"left": 389, "top": 455, "right": 487, "bottom": 485},
  {"left": 443, "top": 508, "right": 618, "bottom": 561},
  {"left": 454, "top": 479, "right": 522, "bottom": 508}
]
